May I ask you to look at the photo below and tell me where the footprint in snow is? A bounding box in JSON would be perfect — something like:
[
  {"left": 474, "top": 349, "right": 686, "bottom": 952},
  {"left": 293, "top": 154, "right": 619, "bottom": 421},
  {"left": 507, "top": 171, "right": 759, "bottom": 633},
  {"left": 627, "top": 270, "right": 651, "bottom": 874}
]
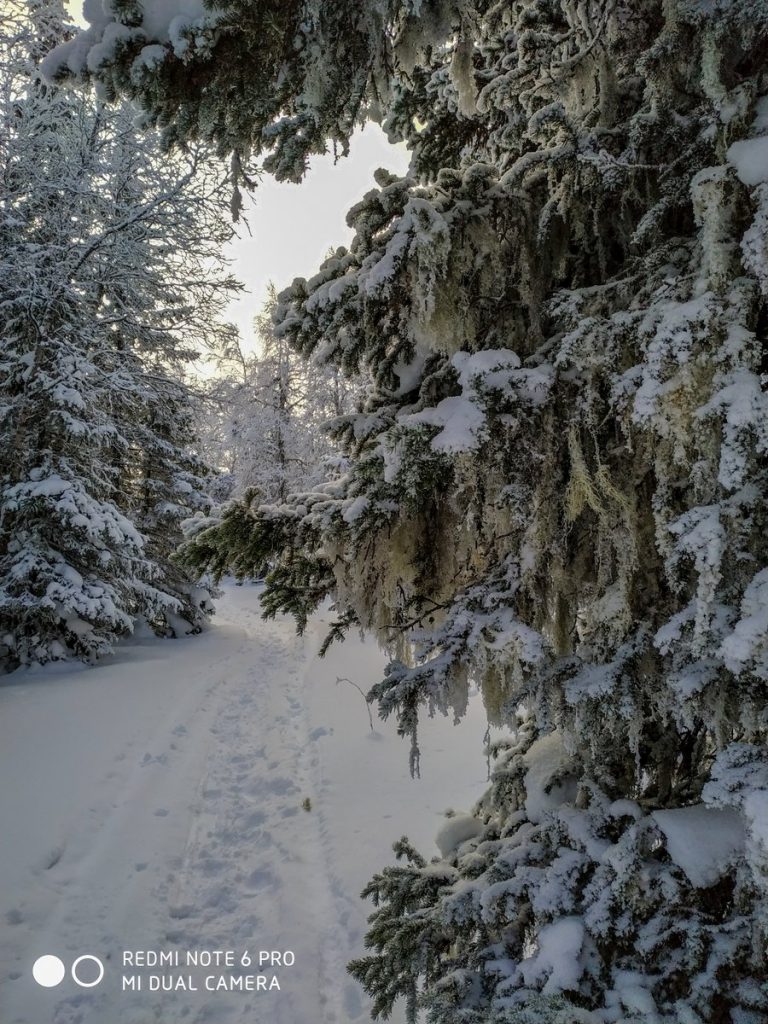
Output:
[
  {"left": 249, "top": 776, "right": 298, "bottom": 798},
  {"left": 168, "top": 904, "right": 195, "bottom": 920},
  {"left": 41, "top": 844, "right": 65, "bottom": 870},
  {"left": 141, "top": 752, "right": 168, "bottom": 766},
  {"left": 242, "top": 810, "right": 267, "bottom": 829},
  {"left": 245, "top": 866, "right": 278, "bottom": 891}
]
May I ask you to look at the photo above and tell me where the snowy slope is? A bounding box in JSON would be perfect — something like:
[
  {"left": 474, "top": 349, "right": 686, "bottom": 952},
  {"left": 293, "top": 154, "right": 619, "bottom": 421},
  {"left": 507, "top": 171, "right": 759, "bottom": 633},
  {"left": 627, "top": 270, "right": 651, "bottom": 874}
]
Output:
[{"left": 0, "top": 583, "right": 490, "bottom": 1024}]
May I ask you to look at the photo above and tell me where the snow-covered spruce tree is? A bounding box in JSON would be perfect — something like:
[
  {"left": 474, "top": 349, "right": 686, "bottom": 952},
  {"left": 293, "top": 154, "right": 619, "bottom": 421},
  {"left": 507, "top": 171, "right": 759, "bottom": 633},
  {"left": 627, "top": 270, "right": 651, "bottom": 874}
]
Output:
[
  {"left": 58, "top": 2, "right": 768, "bottom": 1020},
  {"left": 0, "top": 1, "right": 238, "bottom": 668}
]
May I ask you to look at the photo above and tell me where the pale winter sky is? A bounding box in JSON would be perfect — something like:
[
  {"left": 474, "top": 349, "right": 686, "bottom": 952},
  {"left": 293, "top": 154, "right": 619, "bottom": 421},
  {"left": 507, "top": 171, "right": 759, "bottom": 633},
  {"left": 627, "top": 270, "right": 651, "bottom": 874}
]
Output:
[
  {"left": 63, "top": 1, "right": 411, "bottom": 350},
  {"left": 224, "top": 127, "right": 410, "bottom": 347}
]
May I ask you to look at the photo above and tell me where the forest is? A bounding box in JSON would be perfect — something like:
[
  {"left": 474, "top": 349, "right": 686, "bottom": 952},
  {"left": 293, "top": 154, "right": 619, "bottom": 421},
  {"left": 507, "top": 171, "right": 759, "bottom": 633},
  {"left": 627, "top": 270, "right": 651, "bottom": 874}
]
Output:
[{"left": 1, "top": 2, "right": 767, "bottom": 1023}]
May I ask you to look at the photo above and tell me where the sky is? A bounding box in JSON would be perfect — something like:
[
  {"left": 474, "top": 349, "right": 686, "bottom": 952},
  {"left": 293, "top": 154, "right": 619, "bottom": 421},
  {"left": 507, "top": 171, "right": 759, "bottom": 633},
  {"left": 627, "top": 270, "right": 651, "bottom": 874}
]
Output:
[
  {"left": 62, "top": 1, "right": 411, "bottom": 351},
  {"left": 224, "top": 127, "right": 410, "bottom": 348}
]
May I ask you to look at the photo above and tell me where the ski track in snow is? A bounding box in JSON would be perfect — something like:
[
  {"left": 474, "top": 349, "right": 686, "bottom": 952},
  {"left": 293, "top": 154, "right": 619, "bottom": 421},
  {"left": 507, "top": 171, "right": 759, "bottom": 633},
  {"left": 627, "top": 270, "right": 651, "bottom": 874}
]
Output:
[{"left": 0, "top": 584, "right": 490, "bottom": 1024}]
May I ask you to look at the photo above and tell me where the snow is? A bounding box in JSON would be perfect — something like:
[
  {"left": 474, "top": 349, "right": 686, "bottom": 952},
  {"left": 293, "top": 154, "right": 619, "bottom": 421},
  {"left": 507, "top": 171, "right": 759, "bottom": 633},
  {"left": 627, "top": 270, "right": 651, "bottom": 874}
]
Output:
[
  {"left": 140, "top": 1, "right": 212, "bottom": 44},
  {"left": 395, "top": 347, "right": 556, "bottom": 456},
  {"left": 725, "top": 95, "right": 768, "bottom": 186},
  {"left": 744, "top": 789, "right": 768, "bottom": 856},
  {"left": 718, "top": 567, "right": 768, "bottom": 676},
  {"left": 392, "top": 349, "right": 428, "bottom": 396},
  {"left": 361, "top": 227, "right": 410, "bottom": 295},
  {"left": 517, "top": 916, "right": 584, "bottom": 995},
  {"left": 454, "top": 348, "right": 520, "bottom": 382},
  {"left": 699, "top": 367, "right": 768, "bottom": 491},
  {"left": 131, "top": 44, "right": 167, "bottom": 77},
  {"left": 453, "top": 349, "right": 554, "bottom": 407},
  {"left": 44, "top": 0, "right": 222, "bottom": 80},
  {"left": 0, "top": 583, "right": 489, "bottom": 1024},
  {"left": 703, "top": 744, "right": 768, "bottom": 884},
  {"left": 435, "top": 813, "right": 484, "bottom": 857},
  {"left": 522, "top": 732, "right": 577, "bottom": 824},
  {"left": 632, "top": 293, "right": 714, "bottom": 422},
  {"left": 401, "top": 395, "right": 487, "bottom": 453},
  {"left": 606, "top": 970, "right": 658, "bottom": 1016},
  {"left": 341, "top": 495, "right": 369, "bottom": 524},
  {"left": 753, "top": 95, "right": 768, "bottom": 133},
  {"left": 85, "top": 21, "right": 134, "bottom": 74},
  {"left": 651, "top": 805, "right": 744, "bottom": 887},
  {"left": 727, "top": 136, "right": 768, "bottom": 187}
]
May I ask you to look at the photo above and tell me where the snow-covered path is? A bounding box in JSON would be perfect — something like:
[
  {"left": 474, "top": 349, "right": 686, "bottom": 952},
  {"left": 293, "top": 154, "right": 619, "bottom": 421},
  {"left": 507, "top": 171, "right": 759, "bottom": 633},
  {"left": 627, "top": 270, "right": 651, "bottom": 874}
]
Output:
[{"left": 0, "top": 585, "right": 490, "bottom": 1024}]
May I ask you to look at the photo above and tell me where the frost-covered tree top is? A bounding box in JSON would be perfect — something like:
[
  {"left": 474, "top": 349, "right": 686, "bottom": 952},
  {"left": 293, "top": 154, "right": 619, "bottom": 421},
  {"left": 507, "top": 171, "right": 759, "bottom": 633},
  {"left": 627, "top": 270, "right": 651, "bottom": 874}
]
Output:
[
  {"left": 44, "top": 1, "right": 768, "bottom": 179},
  {"left": 44, "top": 0, "right": 428, "bottom": 179},
  {"left": 66, "top": 2, "right": 768, "bottom": 1021}
]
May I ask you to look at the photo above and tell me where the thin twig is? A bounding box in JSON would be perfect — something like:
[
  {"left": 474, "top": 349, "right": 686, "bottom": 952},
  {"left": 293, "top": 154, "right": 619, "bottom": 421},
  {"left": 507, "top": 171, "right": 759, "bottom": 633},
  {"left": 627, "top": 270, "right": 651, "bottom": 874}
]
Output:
[{"left": 336, "top": 676, "right": 374, "bottom": 732}]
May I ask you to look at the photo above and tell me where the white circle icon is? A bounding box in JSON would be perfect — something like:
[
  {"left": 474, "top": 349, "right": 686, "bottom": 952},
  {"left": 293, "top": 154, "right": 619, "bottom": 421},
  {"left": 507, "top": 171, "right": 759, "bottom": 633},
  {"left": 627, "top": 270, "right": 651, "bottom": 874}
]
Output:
[
  {"left": 71, "top": 954, "right": 105, "bottom": 988},
  {"left": 32, "top": 955, "right": 65, "bottom": 988}
]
